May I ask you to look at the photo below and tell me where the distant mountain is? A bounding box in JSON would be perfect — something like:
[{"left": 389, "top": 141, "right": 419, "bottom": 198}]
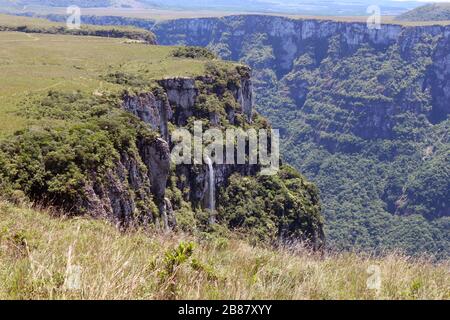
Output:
[
  {"left": 2, "top": 0, "right": 421, "bottom": 16},
  {"left": 396, "top": 3, "right": 450, "bottom": 21}
]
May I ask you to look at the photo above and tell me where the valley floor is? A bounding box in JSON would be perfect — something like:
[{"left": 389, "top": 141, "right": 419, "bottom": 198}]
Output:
[{"left": 0, "top": 201, "right": 449, "bottom": 300}]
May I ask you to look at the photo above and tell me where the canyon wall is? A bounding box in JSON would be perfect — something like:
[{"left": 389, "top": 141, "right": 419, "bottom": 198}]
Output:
[{"left": 149, "top": 15, "right": 449, "bottom": 255}]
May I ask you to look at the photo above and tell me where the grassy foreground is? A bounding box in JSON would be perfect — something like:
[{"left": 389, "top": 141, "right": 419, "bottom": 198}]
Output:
[{"left": 0, "top": 201, "right": 449, "bottom": 300}]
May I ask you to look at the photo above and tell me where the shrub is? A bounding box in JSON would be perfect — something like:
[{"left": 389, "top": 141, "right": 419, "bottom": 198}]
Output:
[{"left": 172, "top": 46, "right": 217, "bottom": 59}]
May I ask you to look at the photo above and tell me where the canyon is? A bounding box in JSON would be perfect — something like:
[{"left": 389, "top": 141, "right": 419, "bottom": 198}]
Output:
[
  {"left": 73, "top": 14, "right": 450, "bottom": 255},
  {"left": 3, "top": 12, "right": 450, "bottom": 255}
]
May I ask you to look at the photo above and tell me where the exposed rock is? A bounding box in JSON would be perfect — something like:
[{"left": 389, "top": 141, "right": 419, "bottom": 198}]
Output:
[
  {"left": 122, "top": 92, "right": 172, "bottom": 142},
  {"left": 79, "top": 151, "right": 153, "bottom": 227},
  {"left": 238, "top": 77, "right": 253, "bottom": 122},
  {"left": 138, "top": 137, "right": 170, "bottom": 202},
  {"left": 120, "top": 74, "right": 256, "bottom": 203},
  {"left": 157, "top": 77, "right": 198, "bottom": 126}
]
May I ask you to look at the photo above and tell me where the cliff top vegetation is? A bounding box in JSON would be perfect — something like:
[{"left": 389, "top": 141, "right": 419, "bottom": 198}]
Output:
[
  {"left": 0, "top": 13, "right": 157, "bottom": 42},
  {"left": 0, "top": 14, "right": 238, "bottom": 138}
]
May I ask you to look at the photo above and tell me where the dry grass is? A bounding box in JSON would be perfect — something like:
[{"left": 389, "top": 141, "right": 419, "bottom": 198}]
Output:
[{"left": 0, "top": 201, "right": 449, "bottom": 300}]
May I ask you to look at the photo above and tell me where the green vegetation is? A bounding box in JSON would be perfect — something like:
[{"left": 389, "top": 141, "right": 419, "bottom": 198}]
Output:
[
  {"left": 0, "top": 16, "right": 324, "bottom": 250},
  {"left": 0, "top": 28, "right": 214, "bottom": 138},
  {"left": 172, "top": 46, "right": 217, "bottom": 60},
  {"left": 219, "top": 166, "right": 323, "bottom": 245},
  {"left": 0, "top": 20, "right": 234, "bottom": 219},
  {"left": 0, "top": 11, "right": 448, "bottom": 300},
  {"left": 0, "top": 14, "right": 156, "bottom": 43},
  {"left": 0, "top": 200, "right": 449, "bottom": 299},
  {"left": 255, "top": 39, "right": 450, "bottom": 257},
  {"left": 0, "top": 90, "right": 158, "bottom": 216}
]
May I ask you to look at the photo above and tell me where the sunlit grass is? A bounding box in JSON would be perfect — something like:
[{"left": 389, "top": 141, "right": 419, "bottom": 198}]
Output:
[
  {"left": 0, "top": 201, "right": 449, "bottom": 300},
  {"left": 0, "top": 29, "right": 226, "bottom": 137}
]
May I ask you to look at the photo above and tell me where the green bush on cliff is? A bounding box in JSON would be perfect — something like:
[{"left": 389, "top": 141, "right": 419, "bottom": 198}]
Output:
[
  {"left": 218, "top": 165, "right": 324, "bottom": 245},
  {"left": 172, "top": 46, "right": 217, "bottom": 59},
  {"left": 103, "top": 71, "right": 149, "bottom": 88}
]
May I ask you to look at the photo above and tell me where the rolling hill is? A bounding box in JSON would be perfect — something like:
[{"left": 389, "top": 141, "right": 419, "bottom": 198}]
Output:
[{"left": 396, "top": 3, "right": 450, "bottom": 22}]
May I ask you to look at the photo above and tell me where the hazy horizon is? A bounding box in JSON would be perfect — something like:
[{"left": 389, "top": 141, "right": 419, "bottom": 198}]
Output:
[{"left": 1, "top": 0, "right": 441, "bottom": 16}]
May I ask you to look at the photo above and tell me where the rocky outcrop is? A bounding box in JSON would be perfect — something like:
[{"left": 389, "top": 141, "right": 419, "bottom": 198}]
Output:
[
  {"left": 138, "top": 137, "right": 171, "bottom": 201},
  {"left": 122, "top": 92, "right": 172, "bottom": 141},
  {"left": 238, "top": 77, "right": 253, "bottom": 122},
  {"left": 137, "top": 137, "right": 171, "bottom": 229},
  {"left": 429, "top": 34, "right": 450, "bottom": 122},
  {"left": 79, "top": 144, "right": 160, "bottom": 227},
  {"left": 120, "top": 72, "right": 256, "bottom": 208},
  {"left": 65, "top": 105, "right": 174, "bottom": 228},
  {"left": 118, "top": 68, "right": 324, "bottom": 248},
  {"left": 157, "top": 78, "right": 198, "bottom": 126}
]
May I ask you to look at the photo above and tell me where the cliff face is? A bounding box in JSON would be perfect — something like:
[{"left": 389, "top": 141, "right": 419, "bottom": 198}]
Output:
[
  {"left": 121, "top": 74, "right": 256, "bottom": 211},
  {"left": 119, "top": 67, "right": 324, "bottom": 247},
  {"left": 155, "top": 16, "right": 403, "bottom": 64},
  {"left": 122, "top": 73, "right": 250, "bottom": 204},
  {"left": 80, "top": 136, "right": 170, "bottom": 228},
  {"left": 35, "top": 13, "right": 450, "bottom": 132},
  {"left": 24, "top": 12, "right": 450, "bottom": 125},
  {"left": 122, "top": 91, "right": 172, "bottom": 141}
]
